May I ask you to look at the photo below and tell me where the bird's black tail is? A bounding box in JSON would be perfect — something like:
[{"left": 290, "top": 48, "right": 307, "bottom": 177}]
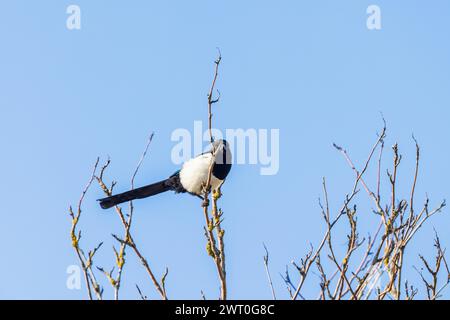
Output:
[{"left": 98, "top": 179, "right": 172, "bottom": 209}]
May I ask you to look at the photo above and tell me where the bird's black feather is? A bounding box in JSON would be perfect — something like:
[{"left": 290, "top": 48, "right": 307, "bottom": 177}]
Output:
[
  {"left": 98, "top": 139, "right": 231, "bottom": 210},
  {"left": 98, "top": 173, "right": 185, "bottom": 209}
]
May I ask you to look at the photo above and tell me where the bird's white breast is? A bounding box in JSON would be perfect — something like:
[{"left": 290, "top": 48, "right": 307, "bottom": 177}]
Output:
[{"left": 179, "top": 153, "right": 222, "bottom": 195}]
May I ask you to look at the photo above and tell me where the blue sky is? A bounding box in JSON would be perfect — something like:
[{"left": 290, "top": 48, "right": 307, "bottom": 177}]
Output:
[{"left": 0, "top": 1, "right": 449, "bottom": 299}]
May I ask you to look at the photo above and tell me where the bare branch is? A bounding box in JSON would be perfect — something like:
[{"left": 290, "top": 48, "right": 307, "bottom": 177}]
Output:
[{"left": 263, "top": 244, "right": 277, "bottom": 300}]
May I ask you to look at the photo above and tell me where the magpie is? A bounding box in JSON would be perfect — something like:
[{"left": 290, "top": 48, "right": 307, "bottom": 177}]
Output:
[{"left": 98, "top": 139, "right": 232, "bottom": 209}]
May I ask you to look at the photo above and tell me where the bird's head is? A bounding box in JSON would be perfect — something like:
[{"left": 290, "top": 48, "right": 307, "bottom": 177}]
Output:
[{"left": 211, "top": 139, "right": 231, "bottom": 165}]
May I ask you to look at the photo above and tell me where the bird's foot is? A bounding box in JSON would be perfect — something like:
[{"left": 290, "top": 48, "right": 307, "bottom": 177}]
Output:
[
  {"left": 202, "top": 198, "right": 210, "bottom": 207},
  {"left": 212, "top": 189, "right": 222, "bottom": 200}
]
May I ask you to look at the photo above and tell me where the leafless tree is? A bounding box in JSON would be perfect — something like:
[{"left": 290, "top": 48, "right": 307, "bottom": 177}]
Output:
[
  {"left": 69, "top": 53, "right": 227, "bottom": 300},
  {"left": 70, "top": 56, "right": 447, "bottom": 300},
  {"left": 69, "top": 135, "right": 168, "bottom": 300},
  {"left": 273, "top": 119, "right": 448, "bottom": 300},
  {"left": 201, "top": 51, "right": 228, "bottom": 300}
]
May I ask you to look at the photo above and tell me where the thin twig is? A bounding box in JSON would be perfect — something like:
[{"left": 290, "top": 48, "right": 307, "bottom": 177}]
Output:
[{"left": 263, "top": 244, "right": 277, "bottom": 300}]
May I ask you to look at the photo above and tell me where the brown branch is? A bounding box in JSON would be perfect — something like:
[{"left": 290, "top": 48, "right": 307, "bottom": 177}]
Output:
[
  {"left": 112, "top": 132, "right": 154, "bottom": 300},
  {"left": 201, "top": 51, "right": 227, "bottom": 300},
  {"left": 288, "top": 122, "right": 447, "bottom": 300},
  {"left": 292, "top": 178, "right": 355, "bottom": 300},
  {"left": 69, "top": 158, "right": 103, "bottom": 300},
  {"left": 263, "top": 244, "right": 277, "bottom": 300},
  {"left": 136, "top": 284, "right": 147, "bottom": 300},
  {"left": 415, "top": 232, "right": 450, "bottom": 300},
  {"left": 95, "top": 134, "right": 168, "bottom": 300},
  {"left": 207, "top": 49, "right": 222, "bottom": 144}
]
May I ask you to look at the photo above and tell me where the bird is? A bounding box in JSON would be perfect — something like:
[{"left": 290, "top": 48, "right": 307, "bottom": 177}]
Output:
[{"left": 98, "top": 139, "right": 232, "bottom": 209}]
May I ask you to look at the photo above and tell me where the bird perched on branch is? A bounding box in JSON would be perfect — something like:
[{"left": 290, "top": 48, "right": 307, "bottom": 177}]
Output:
[{"left": 98, "top": 139, "right": 232, "bottom": 209}]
